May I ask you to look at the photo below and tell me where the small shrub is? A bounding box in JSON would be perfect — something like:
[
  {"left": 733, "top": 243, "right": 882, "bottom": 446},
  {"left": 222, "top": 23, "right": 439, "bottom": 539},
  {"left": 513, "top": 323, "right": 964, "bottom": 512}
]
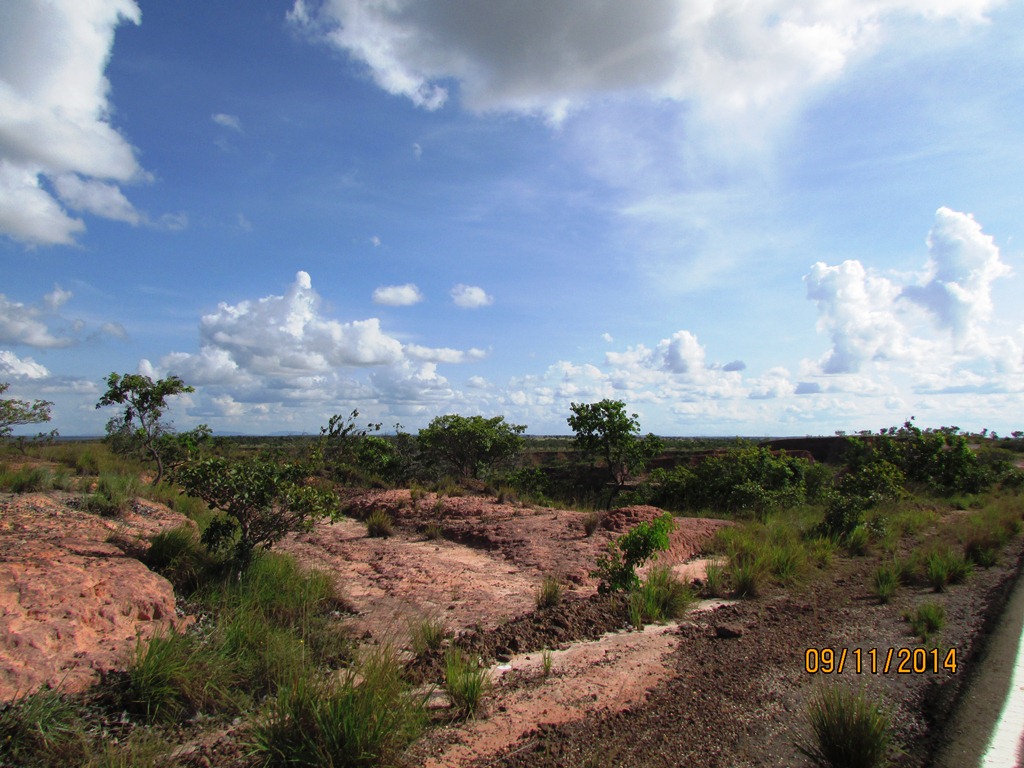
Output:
[
  {"left": 592, "top": 513, "right": 675, "bottom": 593},
  {"left": 797, "top": 685, "right": 895, "bottom": 768},
  {"left": 445, "top": 648, "right": 490, "bottom": 718},
  {"left": 535, "top": 575, "right": 563, "bottom": 609},
  {"left": 583, "top": 511, "right": 601, "bottom": 537},
  {"left": 422, "top": 522, "right": 443, "bottom": 541},
  {"left": 904, "top": 602, "right": 945, "bottom": 641},
  {"left": 872, "top": 565, "right": 898, "bottom": 604},
  {"left": 409, "top": 617, "right": 446, "bottom": 656},
  {"left": 365, "top": 508, "right": 394, "bottom": 538}
]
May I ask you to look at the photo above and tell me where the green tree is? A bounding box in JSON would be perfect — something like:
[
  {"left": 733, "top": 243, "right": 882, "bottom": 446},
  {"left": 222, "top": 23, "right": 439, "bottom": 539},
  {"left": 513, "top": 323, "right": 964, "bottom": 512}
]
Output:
[
  {"left": 96, "top": 373, "right": 195, "bottom": 483},
  {"left": 418, "top": 414, "right": 526, "bottom": 479},
  {"left": 567, "top": 399, "right": 663, "bottom": 494},
  {"left": 309, "top": 410, "right": 382, "bottom": 482},
  {"left": 175, "top": 457, "right": 339, "bottom": 564},
  {"left": 0, "top": 382, "right": 53, "bottom": 439}
]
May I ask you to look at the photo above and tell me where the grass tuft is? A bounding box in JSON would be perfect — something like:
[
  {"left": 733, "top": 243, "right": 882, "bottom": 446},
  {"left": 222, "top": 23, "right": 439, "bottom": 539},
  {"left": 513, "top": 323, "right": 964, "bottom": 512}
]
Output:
[
  {"left": 251, "top": 646, "right": 425, "bottom": 767},
  {"left": 796, "top": 685, "right": 895, "bottom": 768},
  {"left": 904, "top": 602, "right": 945, "bottom": 641},
  {"left": 365, "top": 508, "right": 394, "bottom": 538},
  {"left": 535, "top": 575, "right": 563, "bottom": 609},
  {"left": 872, "top": 564, "right": 899, "bottom": 605},
  {"left": 409, "top": 616, "right": 447, "bottom": 656},
  {"left": 444, "top": 647, "right": 490, "bottom": 718}
]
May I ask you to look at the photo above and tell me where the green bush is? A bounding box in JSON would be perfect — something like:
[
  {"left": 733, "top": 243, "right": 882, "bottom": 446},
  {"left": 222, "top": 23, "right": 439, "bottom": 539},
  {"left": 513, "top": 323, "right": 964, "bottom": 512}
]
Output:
[
  {"left": 640, "top": 446, "right": 813, "bottom": 515},
  {"left": 797, "top": 685, "right": 895, "bottom": 768},
  {"left": 592, "top": 513, "right": 675, "bottom": 593},
  {"left": 175, "top": 457, "right": 339, "bottom": 564}
]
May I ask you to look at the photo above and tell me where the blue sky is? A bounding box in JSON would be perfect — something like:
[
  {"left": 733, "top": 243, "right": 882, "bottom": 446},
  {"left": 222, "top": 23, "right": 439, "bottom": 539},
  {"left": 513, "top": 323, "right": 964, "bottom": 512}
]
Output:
[{"left": 2, "top": 0, "right": 1023, "bottom": 437}]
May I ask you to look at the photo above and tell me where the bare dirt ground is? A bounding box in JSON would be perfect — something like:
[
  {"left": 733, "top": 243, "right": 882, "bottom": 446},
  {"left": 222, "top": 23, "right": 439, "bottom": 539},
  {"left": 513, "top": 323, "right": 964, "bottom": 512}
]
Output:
[{"left": 279, "top": 491, "right": 727, "bottom": 645}]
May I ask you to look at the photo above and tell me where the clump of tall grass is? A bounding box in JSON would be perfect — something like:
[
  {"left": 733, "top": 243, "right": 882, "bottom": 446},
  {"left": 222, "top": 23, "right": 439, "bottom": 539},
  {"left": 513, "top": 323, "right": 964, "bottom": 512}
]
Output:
[
  {"left": 144, "top": 525, "right": 211, "bottom": 592},
  {"left": 126, "top": 552, "right": 346, "bottom": 724},
  {"left": 409, "top": 616, "right": 447, "bottom": 656},
  {"left": 251, "top": 647, "right": 426, "bottom": 767},
  {"left": 635, "top": 565, "right": 694, "bottom": 623},
  {"left": 872, "top": 564, "right": 899, "bottom": 604},
  {"left": 583, "top": 511, "right": 601, "bottom": 537},
  {"left": 796, "top": 685, "right": 896, "bottom": 768},
  {"left": 922, "top": 547, "right": 971, "bottom": 592},
  {"left": 365, "top": 508, "right": 394, "bottom": 538},
  {"left": 535, "top": 575, "right": 563, "bottom": 609},
  {"left": 703, "top": 559, "right": 727, "bottom": 598},
  {"left": 844, "top": 525, "right": 870, "bottom": 556},
  {"left": 0, "top": 688, "right": 87, "bottom": 766},
  {"left": 445, "top": 648, "right": 490, "bottom": 718},
  {"left": 0, "top": 465, "right": 53, "bottom": 493},
  {"left": 84, "top": 473, "right": 140, "bottom": 516},
  {"left": 904, "top": 602, "right": 945, "bottom": 642}
]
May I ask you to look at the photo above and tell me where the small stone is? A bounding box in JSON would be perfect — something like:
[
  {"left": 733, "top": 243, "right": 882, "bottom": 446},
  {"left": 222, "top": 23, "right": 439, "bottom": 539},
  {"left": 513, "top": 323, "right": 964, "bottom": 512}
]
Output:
[{"left": 715, "top": 623, "right": 744, "bottom": 639}]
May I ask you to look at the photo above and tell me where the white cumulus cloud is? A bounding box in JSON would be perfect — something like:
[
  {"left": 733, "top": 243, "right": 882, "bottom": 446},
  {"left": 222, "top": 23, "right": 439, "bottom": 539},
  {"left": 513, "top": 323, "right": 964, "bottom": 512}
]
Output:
[
  {"left": 373, "top": 283, "right": 423, "bottom": 306},
  {"left": 0, "top": 0, "right": 145, "bottom": 245},
  {"left": 289, "top": 0, "right": 999, "bottom": 130},
  {"left": 0, "top": 350, "right": 50, "bottom": 379},
  {"left": 451, "top": 284, "right": 493, "bottom": 309},
  {"left": 151, "top": 272, "right": 486, "bottom": 423},
  {"left": 902, "top": 207, "right": 1013, "bottom": 350}
]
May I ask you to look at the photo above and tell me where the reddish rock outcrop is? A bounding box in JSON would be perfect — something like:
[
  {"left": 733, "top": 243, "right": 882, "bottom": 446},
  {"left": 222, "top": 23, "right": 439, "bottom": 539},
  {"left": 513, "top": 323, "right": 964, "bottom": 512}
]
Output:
[{"left": 0, "top": 493, "right": 191, "bottom": 701}]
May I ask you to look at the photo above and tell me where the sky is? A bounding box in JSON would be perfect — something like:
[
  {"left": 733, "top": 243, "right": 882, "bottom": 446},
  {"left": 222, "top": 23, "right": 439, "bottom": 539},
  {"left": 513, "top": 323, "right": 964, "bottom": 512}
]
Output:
[{"left": 2, "top": 0, "right": 1024, "bottom": 438}]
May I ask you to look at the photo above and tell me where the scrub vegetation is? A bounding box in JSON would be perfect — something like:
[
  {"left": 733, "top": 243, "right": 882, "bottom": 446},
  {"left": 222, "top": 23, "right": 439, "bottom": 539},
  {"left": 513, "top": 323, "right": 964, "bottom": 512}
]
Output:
[{"left": 2, "top": 376, "right": 1024, "bottom": 766}]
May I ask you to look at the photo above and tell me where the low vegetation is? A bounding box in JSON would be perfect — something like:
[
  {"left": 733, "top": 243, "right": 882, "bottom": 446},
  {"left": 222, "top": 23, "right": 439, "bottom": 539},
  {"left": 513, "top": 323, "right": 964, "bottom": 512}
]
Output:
[
  {"left": 797, "top": 685, "right": 896, "bottom": 768},
  {"left": 3, "top": 376, "right": 1024, "bottom": 766}
]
